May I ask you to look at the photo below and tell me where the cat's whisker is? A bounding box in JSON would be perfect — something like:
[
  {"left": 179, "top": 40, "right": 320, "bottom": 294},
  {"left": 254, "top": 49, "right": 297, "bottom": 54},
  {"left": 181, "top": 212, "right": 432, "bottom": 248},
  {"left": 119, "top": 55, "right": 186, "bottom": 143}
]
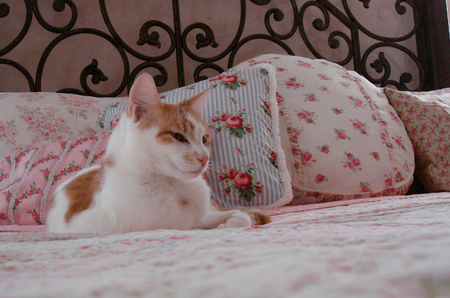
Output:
[{"left": 206, "top": 161, "right": 222, "bottom": 174}]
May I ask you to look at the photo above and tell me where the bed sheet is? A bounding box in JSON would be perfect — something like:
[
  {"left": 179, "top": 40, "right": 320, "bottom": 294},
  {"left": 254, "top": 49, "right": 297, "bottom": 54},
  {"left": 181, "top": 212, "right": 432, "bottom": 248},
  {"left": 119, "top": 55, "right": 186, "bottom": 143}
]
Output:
[{"left": 1, "top": 193, "right": 450, "bottom": 298}]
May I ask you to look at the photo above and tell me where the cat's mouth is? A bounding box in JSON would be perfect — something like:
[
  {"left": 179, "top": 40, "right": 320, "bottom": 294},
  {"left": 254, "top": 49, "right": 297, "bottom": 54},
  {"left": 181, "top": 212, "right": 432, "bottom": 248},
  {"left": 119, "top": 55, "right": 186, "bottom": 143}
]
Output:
[
  {"left": 169, "top": 161, "right": 205, "bottom": 178},
  {"left": 183, "top": 167, "right": 206, "bottom": 176}
]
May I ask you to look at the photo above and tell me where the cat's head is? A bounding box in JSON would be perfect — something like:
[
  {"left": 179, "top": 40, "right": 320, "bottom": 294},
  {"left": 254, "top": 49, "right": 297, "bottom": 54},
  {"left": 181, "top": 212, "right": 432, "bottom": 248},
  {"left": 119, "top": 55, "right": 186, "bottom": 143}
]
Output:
[{"left": 125, "top": 73, "right": 212, "bottom": 180}]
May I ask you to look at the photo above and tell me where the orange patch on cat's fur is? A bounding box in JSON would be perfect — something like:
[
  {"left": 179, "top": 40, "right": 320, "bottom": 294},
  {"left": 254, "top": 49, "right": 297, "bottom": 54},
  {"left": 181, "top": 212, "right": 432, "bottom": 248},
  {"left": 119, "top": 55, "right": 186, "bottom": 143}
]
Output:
[
  {"left": 131, "top": 89, "right": 210, "bottom": 143},
  {"left": 179, "top": 198, "right": 189, "bottom": 207},
  {"left": 63, "top": 159, "right": 112, "bottom": 223},
  {"left": 247, "top": 210, "right": 271, "bottom": 225},
  {"left": 103, "top": 155, "right": 115, "bottom": 168}
]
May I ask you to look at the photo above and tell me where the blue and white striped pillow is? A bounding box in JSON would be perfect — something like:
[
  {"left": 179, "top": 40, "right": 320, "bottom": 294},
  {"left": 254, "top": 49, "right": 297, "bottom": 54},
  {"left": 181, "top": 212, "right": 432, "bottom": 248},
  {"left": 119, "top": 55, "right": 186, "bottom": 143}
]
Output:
[{"left": 97, "top": 66, "right": 292, "bottom": 208}]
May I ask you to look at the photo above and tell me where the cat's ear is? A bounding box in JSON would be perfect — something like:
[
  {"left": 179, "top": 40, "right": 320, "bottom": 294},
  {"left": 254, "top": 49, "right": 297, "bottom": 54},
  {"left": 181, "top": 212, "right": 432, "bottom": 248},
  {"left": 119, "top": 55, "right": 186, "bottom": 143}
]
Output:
[
  {"left": 187, "top": 88, "right": 210, "bottom": 115},
  {"left": 127, "top": 73, "right": 161, "bottom": 121}
]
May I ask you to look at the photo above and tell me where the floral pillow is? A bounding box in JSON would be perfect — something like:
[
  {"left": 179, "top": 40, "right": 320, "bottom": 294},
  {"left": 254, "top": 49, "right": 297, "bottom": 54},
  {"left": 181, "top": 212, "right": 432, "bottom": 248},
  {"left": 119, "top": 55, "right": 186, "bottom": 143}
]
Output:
[
  {"left": 98, "top": 66, "right": 292, "bottom": 208},
  {"left": 384, "top": 88, "right": 450, "bottom": 192},
  {"left": 0, "top": 92, "right": 120, "bottom": 159},
  {"left": 233, "top": 55, "right": 415, "bottom": 204},
  {"left": 0, "top": 131, "right": 111, "bottom": 225}
]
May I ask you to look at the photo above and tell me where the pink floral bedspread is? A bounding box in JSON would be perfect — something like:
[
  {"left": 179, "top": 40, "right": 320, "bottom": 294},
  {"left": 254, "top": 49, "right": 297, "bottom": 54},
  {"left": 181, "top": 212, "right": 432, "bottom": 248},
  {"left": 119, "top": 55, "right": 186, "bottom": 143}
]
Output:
[{"left": 1, "top": 193, "right": 450, "bottom": 298}]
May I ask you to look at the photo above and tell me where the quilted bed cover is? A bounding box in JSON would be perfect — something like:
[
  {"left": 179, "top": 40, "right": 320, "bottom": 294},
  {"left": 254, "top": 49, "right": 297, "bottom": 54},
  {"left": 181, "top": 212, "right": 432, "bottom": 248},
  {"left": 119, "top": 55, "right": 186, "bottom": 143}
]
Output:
[{"left": 1, "top": 193, "right": 450, "bottom": 298}]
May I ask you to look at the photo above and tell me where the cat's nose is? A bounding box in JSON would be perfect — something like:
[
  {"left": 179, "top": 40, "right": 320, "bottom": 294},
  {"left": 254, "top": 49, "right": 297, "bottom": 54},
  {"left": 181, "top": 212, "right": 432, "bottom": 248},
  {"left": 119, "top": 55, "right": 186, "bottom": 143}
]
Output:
[{"left": 198, "top": 156, "right": 209, "bottom": 167}]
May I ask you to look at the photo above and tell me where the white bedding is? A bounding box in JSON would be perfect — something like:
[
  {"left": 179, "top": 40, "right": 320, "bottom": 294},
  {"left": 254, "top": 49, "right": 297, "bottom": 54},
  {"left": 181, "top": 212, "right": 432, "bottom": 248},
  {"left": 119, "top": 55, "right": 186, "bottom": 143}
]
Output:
[{"left": 1, "top": 193, "right": 450, "bottom": 298}]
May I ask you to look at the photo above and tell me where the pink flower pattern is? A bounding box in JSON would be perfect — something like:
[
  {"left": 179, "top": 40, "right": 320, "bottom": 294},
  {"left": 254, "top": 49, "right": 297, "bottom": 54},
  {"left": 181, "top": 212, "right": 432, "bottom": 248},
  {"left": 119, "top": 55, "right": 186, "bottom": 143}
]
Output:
[
  {"left": 385, "top": 88, "right": 450, "bottom": 191},
  {"left": 348, "top": 96, "right": 367, "bottom": 108},
  {"left": 210, "top": 110, "right": 253, "bottom": 139},
  {"left": 317, "top": 145, "right": 330, "bottom": 154},
  {"left": 209, "top": 72, "right": 247, "bottom": 90},
  {"left": 334, "top": 129, "right": 350, "bottom": 140},
  {"left": 342, "top": 152, "right": 362, "bottom": 172},
  {"left": 232, "top": 54, "right": 414, "bottom": 202},
  {"left": 0, "top": 130, "right": 111, "bottom": 225},
  {"left": 218, "top": 164, "right": 264, "bottom": 203},
  {"left": 284, "top": 77, "right": 304, "bottom": 90},
  {"left": 350, "top": 119, "right": 369, "bottom": 136},
  {"left": 296, "top": 109, "right": 317, "bottom": 124},
  {"left": 304, "top": 93, "right": 319, "bottom": 102},
  {"left": 0, "top": 92, "right": 106, "bottom": 159}
]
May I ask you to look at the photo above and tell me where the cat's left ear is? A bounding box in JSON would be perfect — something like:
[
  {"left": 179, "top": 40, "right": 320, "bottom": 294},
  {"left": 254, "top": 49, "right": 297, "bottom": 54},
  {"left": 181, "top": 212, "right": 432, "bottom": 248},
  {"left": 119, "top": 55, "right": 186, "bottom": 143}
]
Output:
[
  {"left": 128, "top": 73, "right": 161, "bottom": 121},
  {"left": 188, "top": 88, "right": 210, "bottom": 115}
]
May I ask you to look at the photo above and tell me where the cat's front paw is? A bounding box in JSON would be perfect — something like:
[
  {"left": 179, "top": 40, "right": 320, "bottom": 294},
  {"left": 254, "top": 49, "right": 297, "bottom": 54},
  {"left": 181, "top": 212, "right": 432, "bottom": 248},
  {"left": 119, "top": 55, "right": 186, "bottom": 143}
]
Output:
[{"left": 218, "top": 211, "right": 251, "bottom": 229}]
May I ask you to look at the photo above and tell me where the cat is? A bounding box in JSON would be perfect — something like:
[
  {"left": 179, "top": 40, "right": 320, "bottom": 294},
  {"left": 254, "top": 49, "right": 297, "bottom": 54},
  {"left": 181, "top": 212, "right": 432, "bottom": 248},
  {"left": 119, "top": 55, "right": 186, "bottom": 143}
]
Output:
[{"left": 46, "top": 73, "right": 270, "bottom": 233}]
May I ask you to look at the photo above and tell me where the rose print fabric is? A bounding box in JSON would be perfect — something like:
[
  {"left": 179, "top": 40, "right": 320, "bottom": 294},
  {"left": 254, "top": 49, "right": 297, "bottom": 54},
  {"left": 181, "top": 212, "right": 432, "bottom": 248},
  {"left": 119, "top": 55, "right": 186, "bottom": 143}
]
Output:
[
  {"left": 0, "top": 131, "right": 111, "bottom": 225},
  {"left": 99, "top": 67, "right": 292, "bottom": 208},
  {"left": 385, "top": 88, "right": 450, "bottom": 191},
  {"left": 0, "top": 92, "right": 117, "bottom": 159},
  {"left": 233, "top": 55, "right": 415, "bottom": 203},
  {"left": 0, "top": 67, "right": 291, "bottom": 225},
  {"left": 2, "top": 193, "right": 450, "bottom": 298}
]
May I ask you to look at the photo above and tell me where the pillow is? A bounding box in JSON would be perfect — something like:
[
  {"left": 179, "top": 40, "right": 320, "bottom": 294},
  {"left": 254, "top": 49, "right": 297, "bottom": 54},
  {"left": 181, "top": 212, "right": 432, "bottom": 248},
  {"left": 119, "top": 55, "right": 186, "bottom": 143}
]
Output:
[
  {"left": 0, "top": 92, "right": 121, "bottom": 159},
  {"left": 98, "top": 67, "right": 292, "bottom": 208},
  {"left": 0, "top": 131, "right": 111, "bottom": 225},
  {"left": 232, "top": 54, "right": 415, "bottom": 203},
  {"left": 384, "top": 88, "right": 450, "bottom": 192},
  {"left": 0, "top": 67, "right": 292, "bottom": 225}
]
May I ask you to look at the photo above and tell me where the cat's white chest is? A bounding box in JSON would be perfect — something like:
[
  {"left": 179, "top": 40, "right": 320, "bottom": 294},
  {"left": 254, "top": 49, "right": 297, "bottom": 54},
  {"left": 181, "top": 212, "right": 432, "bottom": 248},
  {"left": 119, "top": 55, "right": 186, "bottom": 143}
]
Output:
[{"left": 102, "top": 170, "right": 210, "bottom": 232}]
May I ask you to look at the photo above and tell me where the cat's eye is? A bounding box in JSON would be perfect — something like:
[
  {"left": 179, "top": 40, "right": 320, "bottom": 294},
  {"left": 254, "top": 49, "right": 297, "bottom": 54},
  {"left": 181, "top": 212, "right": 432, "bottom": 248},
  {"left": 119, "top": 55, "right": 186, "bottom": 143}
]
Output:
[
  {"left": 170, "top": 132, "right": 189, "bottom": 143},
  {"left": 202, "top": 135, "right": 208, "bottom": 144}
]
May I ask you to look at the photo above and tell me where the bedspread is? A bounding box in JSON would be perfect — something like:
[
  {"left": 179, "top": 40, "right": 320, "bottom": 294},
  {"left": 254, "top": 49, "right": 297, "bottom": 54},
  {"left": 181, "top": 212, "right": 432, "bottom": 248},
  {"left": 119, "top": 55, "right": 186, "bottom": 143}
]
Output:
[{"left": 1, "top": 193, "right": 450, "bottom": 298}]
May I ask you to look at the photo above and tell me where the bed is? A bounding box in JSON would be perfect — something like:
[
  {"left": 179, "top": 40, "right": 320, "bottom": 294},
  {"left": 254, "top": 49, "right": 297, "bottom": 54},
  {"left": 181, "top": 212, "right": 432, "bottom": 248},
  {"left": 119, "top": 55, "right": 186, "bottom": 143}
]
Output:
[{"left": 1, "top": 1, "right": 450, "bottom": 297}]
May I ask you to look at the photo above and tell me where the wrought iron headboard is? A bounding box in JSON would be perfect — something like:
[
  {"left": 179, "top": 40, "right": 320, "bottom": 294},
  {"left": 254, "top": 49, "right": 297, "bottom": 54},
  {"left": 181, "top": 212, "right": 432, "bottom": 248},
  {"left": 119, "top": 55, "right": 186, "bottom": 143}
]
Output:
[{"left": 1, "top": 0, "right": 449, "bottom": 96}]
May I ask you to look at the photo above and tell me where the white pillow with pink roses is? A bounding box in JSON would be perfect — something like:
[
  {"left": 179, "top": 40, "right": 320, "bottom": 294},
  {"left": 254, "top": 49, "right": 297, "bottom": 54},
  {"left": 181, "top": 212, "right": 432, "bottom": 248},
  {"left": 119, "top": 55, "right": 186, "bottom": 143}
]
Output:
[{"left": 233, "top": 54, "right": 415, "bottom": 203}]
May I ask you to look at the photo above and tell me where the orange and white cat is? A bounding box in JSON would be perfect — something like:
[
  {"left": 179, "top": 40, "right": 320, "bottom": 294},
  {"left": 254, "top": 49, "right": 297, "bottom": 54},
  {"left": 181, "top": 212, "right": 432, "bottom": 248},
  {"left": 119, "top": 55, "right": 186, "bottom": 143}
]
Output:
[{"left": 46, "top": 73, "right": 269, "bottom": 233}]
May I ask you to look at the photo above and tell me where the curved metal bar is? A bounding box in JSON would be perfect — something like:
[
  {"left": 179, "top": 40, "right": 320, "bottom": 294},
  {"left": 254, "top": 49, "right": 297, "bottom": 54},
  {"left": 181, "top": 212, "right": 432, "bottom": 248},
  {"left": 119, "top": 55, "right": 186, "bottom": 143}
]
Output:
[
  {"left": 36, "top": 28, "right": 130, "bottom": 97},
  {"left": 194, "top": 63, "right": 224, "bottom": 82},
  {"left": 298, "top": 1, "right": 354, "bottom": 66},
  {"left": 328, "top": 30, "right": 353, "bottom": 65},
  {"left": 79, "top": 59, "right": 109, "bottom": 93},
  {"left": 342, "top": 0, "right": 420, "bottom": 42},
  {"left": 361, "top": 42, "right": 424, "bottom": 90},
  {"left": 32, "top": 0, "right": 77, "bottom": 33},
  {"left": 228, "top": 34, "right": 295, "bottom": 69},
  {"left": 250, "top": 0, "right": 271, "bottom": 5},
  {"left": 0, "top": 0, "right": 430, "bottom": 92},
  {"left": 0, "top": 0, "right": 33, "bottom": 56},
  {"left": 264, "top": 0, "right": 299, "bottom": 40},
  {"left": 137, "top": 20, "right": 173, "bottom": 51},
  {"left": 358, "top": 0, "right": 370, "bottom": 9},
  {"left": 181, "top": 22, "right": 219, "bottom": 52},
  {"left": 128, "top": 62, "right": 168, "bottom": 93},
  {"left": 99, "top": 0, "right": 176, "bottom": 62},
  {"left": 0, "top": 2, "right": 10, "bottom": 17},
  {"left": 0, "top": 58, "right": 35, "bottom": 91},
  {"left": 181, "top": 0, "right": 246, "bottom": 63}
]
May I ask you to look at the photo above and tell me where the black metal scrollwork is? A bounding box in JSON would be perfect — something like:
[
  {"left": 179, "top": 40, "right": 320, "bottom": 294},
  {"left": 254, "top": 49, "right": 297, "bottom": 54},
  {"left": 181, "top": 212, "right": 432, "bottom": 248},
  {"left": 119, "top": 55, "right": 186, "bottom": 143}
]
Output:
[
  {"left": 362, "top": 42, "right": 424, "bottom": 90},
  {"left": 343, "top": 0, "right": 423, "bottom": 89},
  {"left": 137, "top": 21, "right": 173, "bottom": 49},
  {"left": 264, "top": 1, "right": 299, "bottom": 40},
  {"left": 0, "top": 0, "right": 429, "bottom": 94},
  {"left": 299, "top": 0, "right": 423, "bottom": 90},
  {"left": 299, "top": 1, "right": 355, "bottom": 66},
  {"left": 35, "top": 28, "right": 130, "bottom": 97},
  {"left": 32, "top": 0, "right": 77, "bottom": 33},
  {"left": 0, "top": 2, "right": 10, "bottom": 18},
  {"left": 128, "top": 62, "right": 168, "bottom": 93}
]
